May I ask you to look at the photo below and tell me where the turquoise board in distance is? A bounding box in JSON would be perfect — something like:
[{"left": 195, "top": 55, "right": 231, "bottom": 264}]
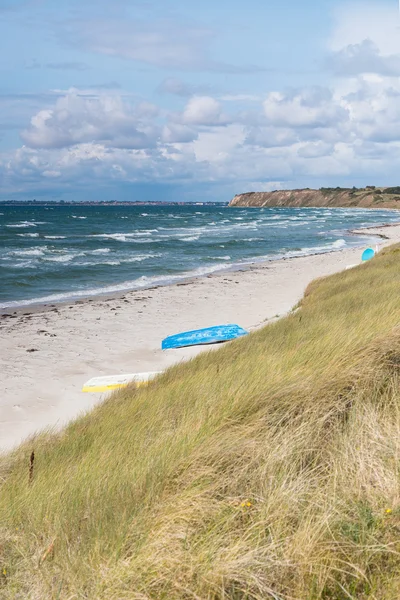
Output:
[
  {"left": 362, "top": 248, "right": 375, "bottom": 261},
  {"left": 162, "top": 324, "right": 248, "bottom": 350}
]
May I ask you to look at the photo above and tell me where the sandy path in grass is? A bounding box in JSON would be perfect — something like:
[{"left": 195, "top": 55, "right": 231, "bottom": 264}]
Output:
[{"left": 1, "top": 224, "right": 399, "bottom": 452}]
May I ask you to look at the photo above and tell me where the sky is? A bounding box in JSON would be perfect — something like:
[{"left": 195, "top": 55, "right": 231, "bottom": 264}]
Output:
[{"left": 1, "top": 0, "right": 400, "bottom": 202}]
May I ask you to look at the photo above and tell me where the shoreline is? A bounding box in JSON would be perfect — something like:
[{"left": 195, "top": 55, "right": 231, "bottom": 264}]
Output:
[
  {"left": 1, "top": 222, "right": 400, "bottom": 452},
  {"left": 0, "top": 220, "right": 396, "bottom": 316}
]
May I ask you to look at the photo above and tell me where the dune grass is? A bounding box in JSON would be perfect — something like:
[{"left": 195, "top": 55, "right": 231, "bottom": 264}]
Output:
[{"left": 2, "top": 246, "right": 400, "bottom": 599}]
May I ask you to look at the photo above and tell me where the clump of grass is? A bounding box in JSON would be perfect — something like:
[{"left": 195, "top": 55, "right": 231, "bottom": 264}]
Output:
[{"left": 2, "top": 245, "right": 400, "bottom": 598}]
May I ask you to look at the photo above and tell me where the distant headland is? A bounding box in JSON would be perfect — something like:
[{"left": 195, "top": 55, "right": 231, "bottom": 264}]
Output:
[{"left": 229, "top": 187, "right": 400, "bottom": 209}]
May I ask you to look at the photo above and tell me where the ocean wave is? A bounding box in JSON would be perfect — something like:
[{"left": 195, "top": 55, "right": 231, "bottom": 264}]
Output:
[
  {"left": 11, "top": 248, "right": 45, "bottom": 257},
  {"left": 91, "top": 248, "right": 111, "bottom": 255},
  {"left": 0, "top": 262, "right": 232, "bottom": 308},
  {"left": 72, "top": 216, "right": 87, "bottom": 219},
  {"left": 6, "top": 221, "right": 38, "bottom": 228},
  {"left": 90, "top": 231, "right": 158, "bottom": 242},
  {"left": 123, "top": 253, "right": 162, "bottom": 262},
  {"left": 80, "top": 260, "right": 121, "bottom": 267},
  {"left": 92, "top": 233, "right": 131, "bottom": 242},
  {"left": 280, "top": 238, "right": 347, "bottom": 258},
  {"left": 3, "top": 206, "right": 400, "bottom": 309},
  {"left": 6, "top": 260, "right": 37, "bottom": 269},
  {"left": 42, "top": 254, "right": 77, "bottom": 263}
]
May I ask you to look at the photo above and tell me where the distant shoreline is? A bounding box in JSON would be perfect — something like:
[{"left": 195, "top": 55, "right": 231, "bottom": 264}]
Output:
[{"left": 0, "top": 201, "right": 229, "bottom": 207}]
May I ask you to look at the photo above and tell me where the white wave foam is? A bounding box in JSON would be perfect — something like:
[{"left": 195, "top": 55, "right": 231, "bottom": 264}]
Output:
[
  {"left": 42, "top": 254, "right": 76, "bottom": 263},
  {"left": 280, "top": 238, "right": 347, "bottom": 258},
  {"left": 6, "top": 221, "right": 37, "bottom": 228},
  {"left": 90, "top": 231, "right": 157, "bottom": 242},
  {"left": 332, "top": 239, "right": 346, "bottom": 249},
  {"left": 17, "top": 233, "right": 40, "bottom": 238},
  {"left": 180, "top": 236, "right": 200, "bottom": 242},
  {"left": 0, "top": 263, "right": 232, "bottom": 308},
  {"left": 44, "top": 235, "right": 66, "bottom": 240},
  {"left": 9, "top": 261, "right": 37, "bottom": 269},
  {"left": 123, "top": 253, "right": 161, "bottom": 262},
  {"left": 80, "top": 260, "right": 121, "bottom": 267},
  {"left": 11, "top": 248, "right": 45, "bottom": 257},
  {"left": 91, "top": 248, "right": 111, "bottom": 255},
  {"left": 93, "top": 233, "right": 130, "bottom": 242},
  {"left": 72, "top": 216, "right": 87, "bottom": 219}
]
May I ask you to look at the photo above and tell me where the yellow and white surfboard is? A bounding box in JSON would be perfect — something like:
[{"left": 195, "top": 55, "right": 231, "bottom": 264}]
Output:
[{"left": 82, "top": 372, "right": 161, "bottom": 393}]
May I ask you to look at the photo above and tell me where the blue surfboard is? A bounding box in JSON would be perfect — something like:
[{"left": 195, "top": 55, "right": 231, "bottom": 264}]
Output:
[
  {"left": 362, "top": 248, "right": 375, "bottom": 261},
  {"left": 162, "top": 324, "right": 248, "bottom": 350}
]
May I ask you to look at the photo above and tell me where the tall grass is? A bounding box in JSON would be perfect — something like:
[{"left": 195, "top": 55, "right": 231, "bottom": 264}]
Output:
[{"left": 2, "top": 245, "right": 400, "bottom": 599}]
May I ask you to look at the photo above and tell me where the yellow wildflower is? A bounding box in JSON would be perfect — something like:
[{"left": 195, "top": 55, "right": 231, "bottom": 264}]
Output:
[
  {"left": 2, "top": 568, "right": 6, "bottom": 576},
  {"left": 386, "top": 508, "right": 392, "bottom": 514}
]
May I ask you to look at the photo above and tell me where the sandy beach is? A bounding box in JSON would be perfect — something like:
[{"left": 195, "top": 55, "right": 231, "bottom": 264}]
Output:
[{"left": 1, "top": 224, "right": 399, "bottom": 452}]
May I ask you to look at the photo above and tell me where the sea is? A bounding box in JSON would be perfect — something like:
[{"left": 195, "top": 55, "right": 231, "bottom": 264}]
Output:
[{"left": 1, "top": 204, "right": 399, "bottom": 309}]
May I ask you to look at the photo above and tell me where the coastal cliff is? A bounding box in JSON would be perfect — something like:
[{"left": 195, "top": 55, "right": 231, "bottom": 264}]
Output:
[{"left": 229, "top": 187, "right": 400, "bottom": 209}]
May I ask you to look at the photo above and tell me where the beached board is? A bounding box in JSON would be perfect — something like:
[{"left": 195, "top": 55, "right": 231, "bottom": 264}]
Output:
[
  {"left": 82, "top": 372, "right": 161, "bottom": 393},
  {"left": 362, "top": 248, "right": 375, "bottom": 261},
  {"left": 162, "top": 324, "right": 248, "bottom": 350}
]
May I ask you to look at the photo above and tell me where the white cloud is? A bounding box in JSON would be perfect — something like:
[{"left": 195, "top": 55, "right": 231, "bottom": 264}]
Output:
[
  {"left": 245, "top": 126, "right": 298, "bottom": 148},
  {"left": 157, "top": 78, "right": 213, "bottom": 97},
  {"left": 161, "top": 123, "right": 198, "bottom": 144},
  {"left": 263, "top": 88, "right": 348, "bottom": 128},
  {"left": 181, "top": 96, "right": 227, "bottom": 126},
  {"left": 7, "top": 2, "right": 400, "bottom": 201},
  {"left": 60, "top": 18, "right": 261, "bottom": 73},
  {"left": 327, "top": 40, "right": 400, "bottom": 77},
  {"left": 21, "top": 91, "right": 162, "bottom": 149},
  {"left": 329, "top": 3, "right": 400, "bottom": 55},
  {"left": 7, "top": 75, "right": 400, "bottom": 196}
]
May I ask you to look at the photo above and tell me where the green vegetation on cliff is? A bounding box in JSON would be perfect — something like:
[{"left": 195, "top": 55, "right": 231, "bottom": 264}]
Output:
[{"left": 2, "top": 247, "right": 400, "bottom": 598}]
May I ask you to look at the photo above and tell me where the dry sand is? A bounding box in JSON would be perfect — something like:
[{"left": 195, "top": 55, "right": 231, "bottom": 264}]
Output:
[{"left": 1, "top": 224, "right": 399, "bottom": 452}]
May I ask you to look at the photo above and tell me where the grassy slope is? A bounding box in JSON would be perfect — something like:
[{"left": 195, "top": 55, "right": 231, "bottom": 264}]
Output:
[{"left": 2, "top": 247, "right": 400, "bottom": 599}]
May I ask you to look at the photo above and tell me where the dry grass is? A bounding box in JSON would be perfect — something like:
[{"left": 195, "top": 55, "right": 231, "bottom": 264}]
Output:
[{"left": 2, "top": 245, "right": 400, "bottom": 599}]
